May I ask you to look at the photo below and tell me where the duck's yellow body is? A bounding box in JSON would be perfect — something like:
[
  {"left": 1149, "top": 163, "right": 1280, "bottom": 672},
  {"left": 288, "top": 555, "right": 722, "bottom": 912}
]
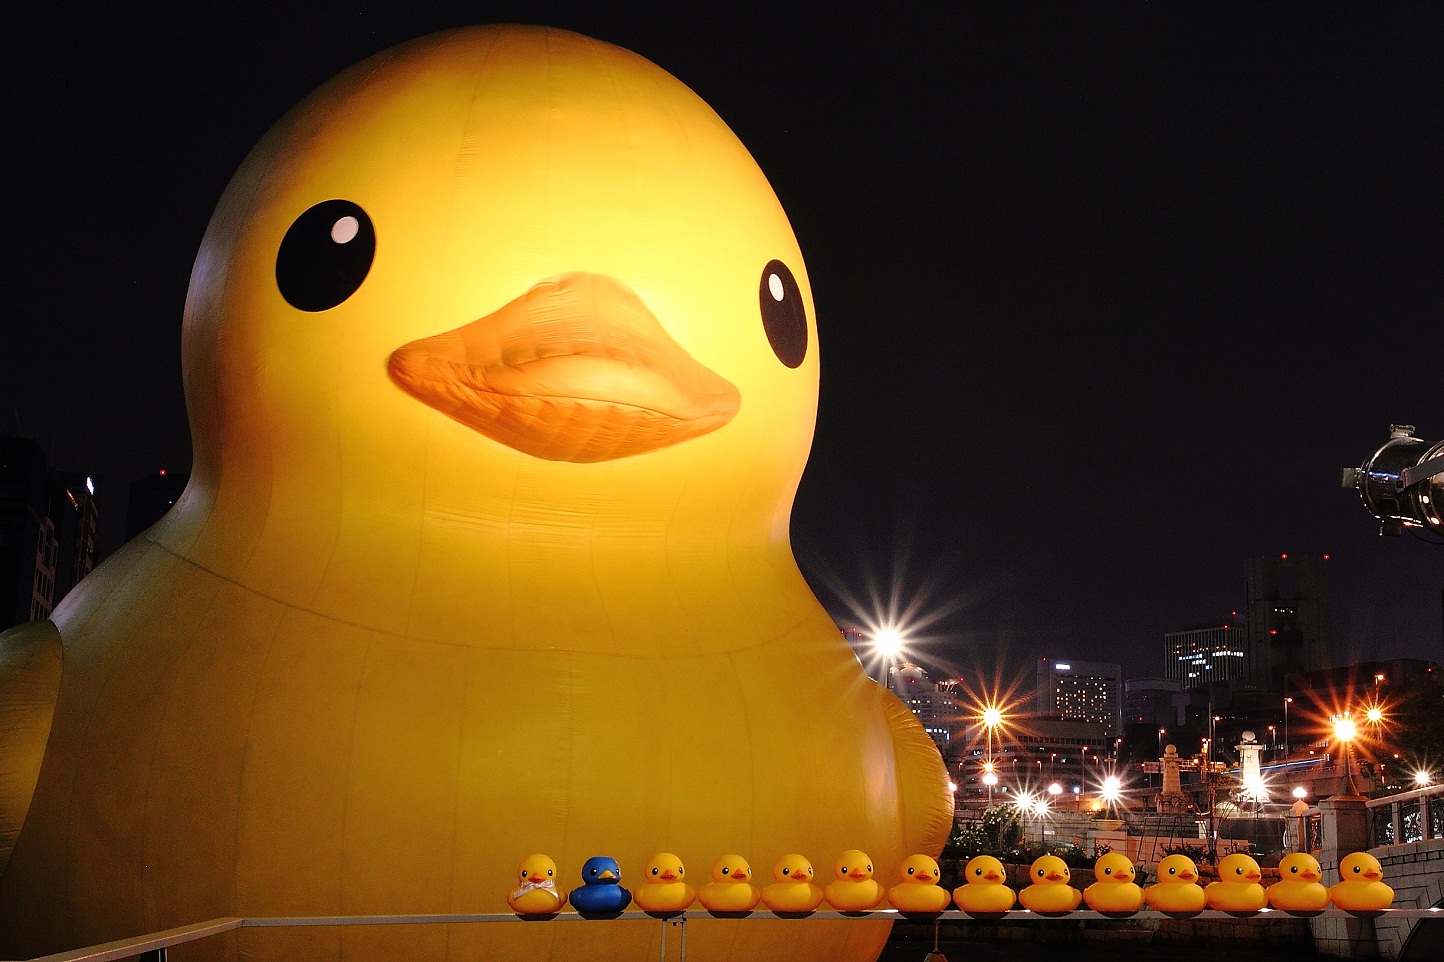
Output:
[
  {"left": 0, "top": 24, "right": 951, "bottom": 962},
  {"left": 1019, "top": 856, "right": 1081, "bottom": 914},
  {"left": 1205, "top": 854, "right": 1266, "bottom": 913},
  {"left": 823, "top": 850, "right": 885, "bottom": 911},
  {"left": 954, "top": 855, "right": 1015, "bottom": 915},
  {"left": 1329, "top": 853, "right": 1394, "bottom": 912},
  {"left": 634, "top": 854, "right": 696, "bottom": 915},
  {"left": 697, "top": 855, "right": 760, "bottom": 914},
  {"left": 1267, "top": 854, "right": 1329, "bottom": 914},
  {"left": 887, "top": 855, "right": 951, "bottom": 915},
  {"left": 1144, "top": 855, "right": 1206, "bottom": 914},
  {"left": 760, "top": 856, "right": 825, "bottom": 913},
  {"left": 1083, "top": 853, "right": 1143, "bottom": 914}
]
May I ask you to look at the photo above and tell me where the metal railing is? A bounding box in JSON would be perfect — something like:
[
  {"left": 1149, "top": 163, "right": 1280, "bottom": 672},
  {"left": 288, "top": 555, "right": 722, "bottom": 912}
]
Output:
[
  {"left": 16, "top": 907, "right": 1444, "bottom": 962},
  {"left": 1368, "top": 782, "right": 1444, "bottom": 848}
]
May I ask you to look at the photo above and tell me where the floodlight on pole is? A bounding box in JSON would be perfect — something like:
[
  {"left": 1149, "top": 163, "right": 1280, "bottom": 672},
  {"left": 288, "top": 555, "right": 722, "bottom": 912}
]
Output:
[
  {"left": 873, "top": 628, "right": 904, "bottom": 658},
  {"left": 1334, "top": 716, "right": 1362, "bottom": 796},
  {"left": 1416, "top": 770, "right": 1433, "bottom": 787}
]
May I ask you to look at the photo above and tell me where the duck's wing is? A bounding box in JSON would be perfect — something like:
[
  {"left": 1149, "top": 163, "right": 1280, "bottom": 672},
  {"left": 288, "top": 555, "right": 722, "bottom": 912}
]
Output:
[
  {"left": 877, "top": 685, "right": 953, "bottom": 858},
  {"left": 0, "top": 618, "right": 62, "bottom": 878}
]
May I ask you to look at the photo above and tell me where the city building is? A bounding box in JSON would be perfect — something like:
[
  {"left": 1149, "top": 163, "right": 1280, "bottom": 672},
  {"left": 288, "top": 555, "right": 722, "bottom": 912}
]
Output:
[
  {"left": 1244, "top": 553, "right": 1335, "bottom": 691},
  {"left": 1164, "top": 619, "right": 1251, "bottom": 688},
  {"left": 947, "top": 714, "right": 1112, "bottom": 802},
  {"left": 0, "top": 436, "right": 101, "bottom": 630},
  {"left": 125, "top": 468, "right": 189, "bottom": 542},
  {"left": 1036, "top": 658, "right": 1122, "bottom": 736},
  {"left": 1124, "top": 677, "right": 1182, "bottom": 727},
  {"left": 888, "top": 663, "right": 959, "bottom": 747}
]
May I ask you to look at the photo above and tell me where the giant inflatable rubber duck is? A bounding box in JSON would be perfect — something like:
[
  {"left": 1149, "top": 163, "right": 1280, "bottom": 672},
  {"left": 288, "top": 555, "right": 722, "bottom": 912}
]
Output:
[{"left": 0, "top": 24, "right": 951, "bottom": 962}]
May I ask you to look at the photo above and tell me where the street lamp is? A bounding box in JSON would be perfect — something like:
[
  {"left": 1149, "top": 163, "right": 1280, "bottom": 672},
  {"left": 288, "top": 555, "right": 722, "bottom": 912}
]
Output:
[
  {"left": 1416, "top": 770, "right": 1433, "bottom": 788},
  {"left": 1268, "top": 725, "right": 1277, "bottom": 756},
  {"left": 981, "top": 706, "right": 1004, "bottom": 808},
  {"left": 1335, "top": 716, "right": 1362, "bottom": 796},
  {"left": 1284, "top": 697, "right": 1293, "bottom": 758}
]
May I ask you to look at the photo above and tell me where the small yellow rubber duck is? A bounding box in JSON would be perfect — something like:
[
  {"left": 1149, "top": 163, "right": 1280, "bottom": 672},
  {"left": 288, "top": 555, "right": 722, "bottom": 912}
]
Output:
[
  {"left": 1144, "top": 854, "right": 1206, "bottom": 914},
  {"left": 1329, "top": 852, "right": 1394, "bottom": 913},
  {"left": 1267, "top": 852, "right": 1330, "bottom": 914},
  {"left": 760, "top": 854, "right": 824, "bottom": 913},
  {"left": 1206, "top": 853, "right": 1267, "bottom": 913},
  {"left": 953, "top": 854, "right": 1015, "bottom": 915},
  {"left": 507, "top": 854, "right": 567, "bottom": 915},
  {"left": 634, "top": 852, "right": 696, "bottom": 915},
  {"left": 822, "top": 849, "right": 886, "bottom": 911},
  {"left": 1019, "top": 855, "right": 1081, "bottom": 914},
  {"left": 1083, "top": 852, "right": 1143, "bottom": 914},
  {"left": 887, "top": 854, "right": 952, "bottom": 915},
  {"left": 697, "top": 855, "right": 760, "bottom": 913}
]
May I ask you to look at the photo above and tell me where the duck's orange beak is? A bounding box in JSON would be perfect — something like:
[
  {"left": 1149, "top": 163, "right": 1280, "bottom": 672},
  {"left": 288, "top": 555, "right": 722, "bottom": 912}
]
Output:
[
  {"left": 660, "top": 870, "right": 678, "bottom": 882},
  {"left": 389, "top": 272, "right": 740, "bottom": 462},
  {"left": 1301, "top": 869, "right": 1320, "bottom": 882},
  {"left": 984, "top": 871, "right": 1003, "bottom": 882},
  {"left": 1179, "top": 871, "right": 1196, "bottom": 882},
  {"left": 1045, "top": 872, "right": 1065, "bottom": 882},
  {"left": 1364, "top": 869, "right": 1383, "bottom": 881}
]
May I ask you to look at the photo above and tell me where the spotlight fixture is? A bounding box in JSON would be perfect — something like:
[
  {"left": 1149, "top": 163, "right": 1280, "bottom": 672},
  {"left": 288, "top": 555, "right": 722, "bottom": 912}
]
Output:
[{"left": 1341, "top": 424, "right": 1444, "bottom": 537}]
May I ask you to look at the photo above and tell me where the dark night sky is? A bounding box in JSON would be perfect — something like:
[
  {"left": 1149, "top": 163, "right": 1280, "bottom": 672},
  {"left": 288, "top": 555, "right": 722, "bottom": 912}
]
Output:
[{"left": 5, "top": 4, "right": 1440, "bottom": 683}]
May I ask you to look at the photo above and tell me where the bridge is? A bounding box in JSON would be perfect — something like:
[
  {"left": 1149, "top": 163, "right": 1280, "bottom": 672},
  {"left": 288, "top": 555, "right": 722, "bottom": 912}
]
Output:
[{"left": 1310, "top": 781, "right": 1444, "bottom": 960}]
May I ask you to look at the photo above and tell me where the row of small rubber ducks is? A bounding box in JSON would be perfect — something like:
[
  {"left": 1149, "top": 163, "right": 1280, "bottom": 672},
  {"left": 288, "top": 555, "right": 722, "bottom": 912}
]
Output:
[{"left": 506, "top": 850, "right": 1395, "bottom": 917}]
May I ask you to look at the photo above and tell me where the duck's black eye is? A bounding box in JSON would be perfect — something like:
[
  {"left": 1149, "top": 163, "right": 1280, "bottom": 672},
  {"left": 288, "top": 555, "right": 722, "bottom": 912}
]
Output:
[
  {"left": 276, "top": 199, "right": 375, "bottom": 311},
  {"left": 1037, "top": 869, "right": 1045, "bottom": 877},
  {"left": 782, "top": 867, "right": 790, "bottom": 876},
  {"left": 547, "top": 869, "right": 553, "bottom": 876},
  {"left": 974, "top": 868, "right": 982, "bottom": 876},
  {"left": 722, "top": 867, "right": 730, "bottom": 875},
  {"left": 1353, "top": 865, "right": 1362, "bottom": 874},
  {"left": 759, "top": 259, "right": 807, "bottom": 368},
  {"left": 1169, "top": 867, "right": 1177, "bottom": 875},
  {"left": 652, "top": 867, "right": 660, "bottom": 875},
  {"left": 908, "top": 867, "right": 916, "bottom": 875},
  {"left": 1104, "top": 867, "right": 1112, "bottom": 875},
  {"left": 1290, "top": 866, "right": 1298, "bottom": 874}
]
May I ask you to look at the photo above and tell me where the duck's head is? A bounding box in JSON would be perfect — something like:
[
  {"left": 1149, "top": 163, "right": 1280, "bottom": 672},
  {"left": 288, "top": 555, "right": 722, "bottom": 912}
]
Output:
[
  {"left": 1279, "top": 852, "right": 1321, "bottom": 883},
  {"left": 965, "top": 855, "right": 1006, "bottom": 884},
  {"left": 834, "top": 849, "right": 874, "bottom": 883},
  {"left": 899, "top": 854, "right": 940, "bottom": 885},
  {"left": 644, "top": 853, "right": 685, "bottom": 884},
  {"left": 1340, "top": 852, "right": 1384, "bottom": 882},
  {"left": 171, "top": 26, "right": 819, "bottom": 635},
  {"left": 517, "top": 853, "right": 558, "bottom": 885},
  {"left": 772, "top": 854, "right": 814, "bottom": 884},
  {"left": 1156, "top": 854, "right": 1198, "bottom": 884},
  {"left": 1030, "top": 855, "right": 1070, "bottom": 885},
  {"left": 580, "top": 856, "right": 622, "bottom": 885},
  {"left": 1093, "top": 852, "right": 1134, "bottom": 884},
  {"left": 1219, "top": 853, "right": 1262, "bottom": 884},
  {"left": 710, "top": 855, "right": 752, "bottom": 885}
]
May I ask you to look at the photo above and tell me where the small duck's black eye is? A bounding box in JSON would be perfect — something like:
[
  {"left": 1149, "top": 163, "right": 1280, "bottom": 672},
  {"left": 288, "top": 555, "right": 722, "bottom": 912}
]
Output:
[
  {"left": 1290, "top": 866, "right": 1298, "bottom": 874},
  {"left": 1236, "top": 867, "right": 1244, "bottom": 875},
  {"left": 782, "top": 867, "right": 791, "bottom": 876},
  {"left": 841, "top": 866, "right": 849, "bottom": 875},
  {"left": 722, "top": 867, "right": 730, "bottom": 875},
  {"left": 652, "top": 867, "right": 660, "bottom": 875},
  {"left": 974, "top": 868, "right": 982, "bottom": 876},
  {"left": 908, "top": 867, "right": 916, "bottom": 875},
  {"left": 1353, "top": 865, "right": 1362, "bottom": 874},
  {"left": 1104, "top": 867, "right": 1112, "bottom": 875},
  {"left": 1169, "top": 867, "right": 1177, "bottom": 875},
  {"left": 276, "top": 199, "right": 375, "bottom": 311},
  {"left": 1037, "top": 869, "right": 1045, "bottom": 877},
  {"left": 759, "top": 259, "right": 807, "bottom": 368}
]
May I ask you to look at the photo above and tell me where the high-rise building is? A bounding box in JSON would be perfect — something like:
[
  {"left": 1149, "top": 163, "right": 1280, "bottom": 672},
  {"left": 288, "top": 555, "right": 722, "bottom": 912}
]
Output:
[
  {"left": 0, "top": 436, "right": 101, "bottom": 630},
  {"left": 1036, "top": 658, "right": 1122, "bottom": 736},
  {"left": 1124, "top": 677, "right": 1182, "bottom": 727},
  {"left": 1165, "top": 620, "right": 1251, "bottom": 689},
  {"left": 888, "top": 663, "right": 958, "bottom": 747},
  {"left": 1244, "top": 554, "right": 1334, "bottom": 691}
]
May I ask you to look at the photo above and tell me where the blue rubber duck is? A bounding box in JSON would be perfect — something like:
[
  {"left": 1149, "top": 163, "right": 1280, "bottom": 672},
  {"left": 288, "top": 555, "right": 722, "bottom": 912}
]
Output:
[{"left": 569, "top": 856, "right": 632, "bottom": 915}]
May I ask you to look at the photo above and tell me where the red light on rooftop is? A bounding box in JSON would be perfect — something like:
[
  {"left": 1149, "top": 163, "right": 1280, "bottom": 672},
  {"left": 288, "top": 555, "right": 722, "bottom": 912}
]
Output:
[
  {"left": 1281, "top": 553, "right": 1288, "bottom": 559},
  {"left": 1269, "top": 629, "right": 1278, "bottom": 635},
  {"left": 159, "top": 469, "right": 167, "bottom": 476},
  {"left": 1323, "top": 554, "right": 1330, "bottom": 560}
]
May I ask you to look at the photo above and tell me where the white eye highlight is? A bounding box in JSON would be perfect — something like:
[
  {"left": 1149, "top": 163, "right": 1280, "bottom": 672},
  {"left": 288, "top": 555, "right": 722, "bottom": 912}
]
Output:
[
  {"left": 768, "top": 273, "right": 785, "bottom": 301},
  {"left": 331, "top": 215, "right": 360, "bottom": 244}
]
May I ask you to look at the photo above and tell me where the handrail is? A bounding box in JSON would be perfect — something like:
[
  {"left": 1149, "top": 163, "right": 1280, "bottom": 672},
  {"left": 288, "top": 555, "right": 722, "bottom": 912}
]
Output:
[
  {"left": 1366, "top": 782, "right": 1444, "bottom": 809},
  {"left": 12, "top": 908, "right": 1444, "bottom": 962}
]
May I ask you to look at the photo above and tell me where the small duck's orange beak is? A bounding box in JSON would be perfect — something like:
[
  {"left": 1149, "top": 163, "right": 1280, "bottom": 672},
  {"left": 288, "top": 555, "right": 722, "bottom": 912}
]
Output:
[
  {"left": 598, "top": 870, "right": 617, "bottom": 881},
  {"left": 1246, "top": 870, "right": 1262, "bottom": 882},
  {"left": 1364, "top": 869, "right": 1383, "bottom": 881},
  {"left": 389, "top": 273, "right": 740, "bottom": 463},
  {"left": 1179, "top": 871, "right": 1196, "bottom": 882},
  {"left": 984, "top": 871, "right": 1003, "bottom": 882},
  {"left": 1301, "top": 870, "right": 1320, "bottom": 882},
  {"left": 915, "top": 872, "right": 934, "bottom": 883},
  {"left": 526, "top": 873, "right": 547, "bottom": 883},
  {"left": 847, "top": 869, "right": 868, "bottom": 881},
  {"left": 1046, "top": 872, "right": 1065, "bottom": 882},
  {"left": 660, "top": 870, "right": 678, "bottom": 882}
]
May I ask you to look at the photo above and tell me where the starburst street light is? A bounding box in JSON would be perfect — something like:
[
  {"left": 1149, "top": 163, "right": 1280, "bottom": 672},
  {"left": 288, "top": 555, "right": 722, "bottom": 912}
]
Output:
[
  {"left": 1366, "top": 706, "right": 1384, "bottom": 724},
  {"left": 873, "top": 627, "right": 905, "bottom": 658},
  {"left": 1416, "top": 770, "right": 1434, "bottom": 787},
  {"left": 1334, "top": 716, "right": 1362, "bottom": 796}
]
